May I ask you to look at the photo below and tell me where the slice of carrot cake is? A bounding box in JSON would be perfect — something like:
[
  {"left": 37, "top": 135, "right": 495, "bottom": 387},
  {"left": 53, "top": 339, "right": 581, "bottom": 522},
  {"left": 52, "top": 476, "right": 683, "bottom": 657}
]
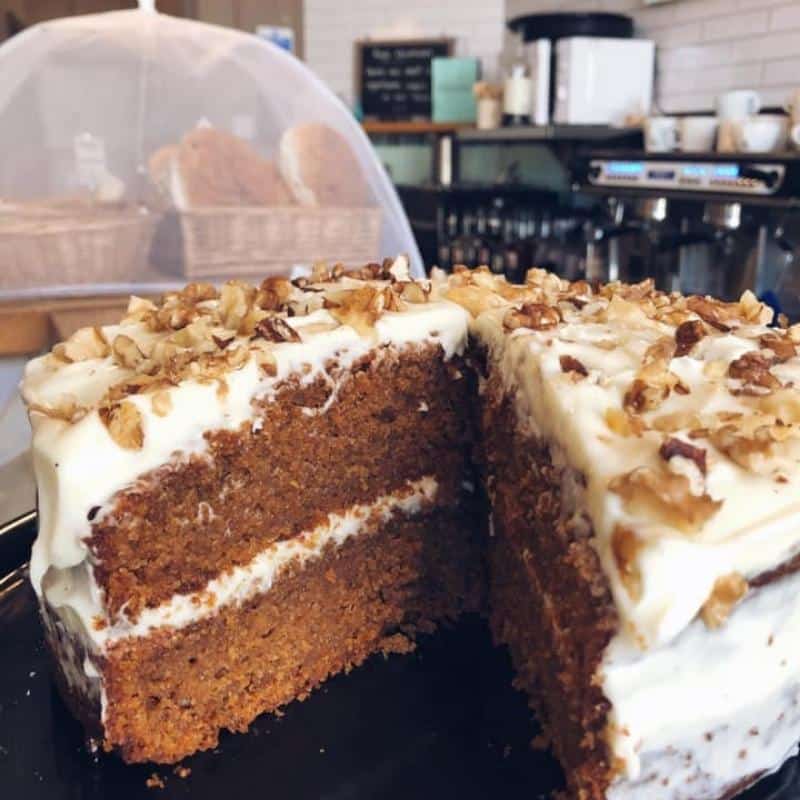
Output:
[
  {"left": 448, "top": 266, "right": 800, "bottom": 800},
  {"left": 21, "top": 258, "right": 483, "bottom": 764}
]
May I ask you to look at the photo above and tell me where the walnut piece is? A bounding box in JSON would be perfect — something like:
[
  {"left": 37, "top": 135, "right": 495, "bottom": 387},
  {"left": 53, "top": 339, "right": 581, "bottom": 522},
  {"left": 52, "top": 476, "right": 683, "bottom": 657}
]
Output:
[
  {"left": 53, "top": 326, "right": 109, "bottom": 363},
  {"left": 111, "top": 334, "right": 145, "bottom": 369},
  {"left": 611, "top": 525, "right": 642, "bottom": 602},
  {"left": 609, "top": 465, "right": 722, "bottom": 533},
  {"left": 700, "top": 573, "right": 748, "bottom": 629},
  {"left": 759, "top": 332, "right": 797, "bottom": 363},
  {"left": 255, "top": 316, "right": 301, "bottom": 343},
  {"left": 659, "top": 437, "right": 707, "bottom": 474},
  {"left": 219, "top": 281, "right": 255, "bottom": 332},
  {"left": 326, "top": 286, "right": 404, "bottom": 336},
  {"left": 604, "top": 407, "right": 647, "bottom": 437},
  {"left": 728, "top": 351, "right": 781, "bottom": 394},
  {"left": 709, "top": 417, "right": 800, "bottom": 474},
  {"left": 151, "top": 391, "right": 172, "bottom": 417},
  {"left": 504, "top": 303, "right": 561, "bottom": 332},
  {"left": 674, "top": 319, "right": 706, "bottom": 357},
  {"left": 100, "top": 401, "right": 144, "bottom": 450},
  {"left": 256, "top": 277, "right": 294, "bottom": 312},
  {"left": 559, "top": 354, "right": 588, "bottom": 378}
]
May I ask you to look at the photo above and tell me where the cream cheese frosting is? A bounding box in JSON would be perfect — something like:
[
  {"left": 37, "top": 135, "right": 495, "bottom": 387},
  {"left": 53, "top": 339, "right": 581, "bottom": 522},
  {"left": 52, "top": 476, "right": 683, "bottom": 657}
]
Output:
[{"left": 452, "top": 267, "right": 800, "bottom": 651}]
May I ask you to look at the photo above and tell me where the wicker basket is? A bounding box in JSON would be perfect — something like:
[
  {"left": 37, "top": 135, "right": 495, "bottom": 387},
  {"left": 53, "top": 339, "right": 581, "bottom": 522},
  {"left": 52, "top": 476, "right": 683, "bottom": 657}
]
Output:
[
  {"left": 0, "top": 209, "right": 159, "bottom": 291},
  {"left": 155, "top": 206, "right": 382, "bottom": 279}
]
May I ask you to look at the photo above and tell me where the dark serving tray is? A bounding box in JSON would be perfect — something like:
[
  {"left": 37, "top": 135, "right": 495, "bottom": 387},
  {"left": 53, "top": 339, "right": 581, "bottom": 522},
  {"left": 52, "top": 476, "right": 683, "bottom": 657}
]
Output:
[{"left": 0, "top": 514, "right": 798, "bottom": 800}]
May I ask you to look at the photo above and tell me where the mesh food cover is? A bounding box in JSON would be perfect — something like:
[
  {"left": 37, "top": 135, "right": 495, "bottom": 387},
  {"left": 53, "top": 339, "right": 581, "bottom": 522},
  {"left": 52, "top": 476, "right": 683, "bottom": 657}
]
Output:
[{"left": 0, "top": 4, "right": 422, "bottom": 298}]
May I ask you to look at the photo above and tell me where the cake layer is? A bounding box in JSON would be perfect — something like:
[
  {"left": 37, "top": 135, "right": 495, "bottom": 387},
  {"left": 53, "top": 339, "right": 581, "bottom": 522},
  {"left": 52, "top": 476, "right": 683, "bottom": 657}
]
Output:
[
  {"left": 480, "top": 365, "right": 617, "bottom": 799},
  {"left": 47, "top": 503, "right": 484, "bottom": 764},
  {"left": 87, "top": 343, "right": 473, "bottom": 618}
]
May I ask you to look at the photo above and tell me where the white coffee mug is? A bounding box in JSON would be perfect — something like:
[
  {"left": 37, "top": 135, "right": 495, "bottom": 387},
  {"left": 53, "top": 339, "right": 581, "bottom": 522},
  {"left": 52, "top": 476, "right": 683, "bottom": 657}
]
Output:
[
  {"left": 785, "top": 89, "right": 800, "bottom": 124},
  {"left": 716, "top": 90, "right": 761, "bottom": 120},
  {"left": 678, "top": 116, "right": 718, "bottom": 152},
  {"left": 644, "top": 116, "right": 678, "bottom": 152},
  {"left": 734, "top": 115, "right": 789, "bottom": 153}
]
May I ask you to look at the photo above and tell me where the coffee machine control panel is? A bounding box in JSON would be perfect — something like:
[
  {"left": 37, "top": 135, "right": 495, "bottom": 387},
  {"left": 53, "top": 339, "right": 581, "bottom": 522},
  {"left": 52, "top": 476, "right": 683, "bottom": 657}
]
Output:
[{"left": 588, "top": 159, "right": 786, "bottom": 195}]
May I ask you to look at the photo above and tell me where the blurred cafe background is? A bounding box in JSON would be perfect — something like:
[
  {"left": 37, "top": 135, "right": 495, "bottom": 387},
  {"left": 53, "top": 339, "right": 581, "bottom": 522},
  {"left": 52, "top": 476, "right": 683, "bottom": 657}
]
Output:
[{"left": 2, "top": 0, "right": 800, "bottom": 521}]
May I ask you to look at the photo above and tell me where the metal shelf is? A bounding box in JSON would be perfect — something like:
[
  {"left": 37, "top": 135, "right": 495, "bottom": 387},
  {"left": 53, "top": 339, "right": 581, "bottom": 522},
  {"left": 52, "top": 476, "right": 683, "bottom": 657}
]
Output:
[{"left": 458, "top": 125, "right": 641, "bottom": 143}]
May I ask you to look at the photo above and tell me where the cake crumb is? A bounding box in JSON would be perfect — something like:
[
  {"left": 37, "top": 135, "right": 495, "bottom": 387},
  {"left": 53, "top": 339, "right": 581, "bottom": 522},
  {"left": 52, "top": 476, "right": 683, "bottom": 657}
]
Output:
[
  {"left": 146, "top": 773, "right": 165, "bottom": 789},
  {"left": 530, "top": 734, "right": 550, "bottom": 751},
  {"left": 173, "top": 765, "right": 191, "bottom": 779}
]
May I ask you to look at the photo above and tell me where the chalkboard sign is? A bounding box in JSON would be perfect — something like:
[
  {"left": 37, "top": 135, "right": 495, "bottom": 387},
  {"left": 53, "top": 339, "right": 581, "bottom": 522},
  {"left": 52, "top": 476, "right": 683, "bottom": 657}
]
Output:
[{"left": 357, "top": 38, "right": 453, "bottom": 121}]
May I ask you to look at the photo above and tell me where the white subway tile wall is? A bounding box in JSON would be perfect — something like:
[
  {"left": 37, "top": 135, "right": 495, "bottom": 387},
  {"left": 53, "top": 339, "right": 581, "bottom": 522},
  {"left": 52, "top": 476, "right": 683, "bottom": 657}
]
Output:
[
  {"left": 305, "top": 0, "right": 800, "bottom": 114},
  {"left": 506, "top": 0, "right": 800, "bottom": 113},
  {"left": 304, "top": 0, "right": 505, "bottom": 108}
]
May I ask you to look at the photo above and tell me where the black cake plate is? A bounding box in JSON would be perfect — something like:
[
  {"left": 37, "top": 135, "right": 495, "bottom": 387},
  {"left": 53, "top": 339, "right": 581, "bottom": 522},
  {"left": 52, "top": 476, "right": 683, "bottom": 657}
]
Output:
[{"left": 0, "top": 512, "right": 797, "bottom": 800}]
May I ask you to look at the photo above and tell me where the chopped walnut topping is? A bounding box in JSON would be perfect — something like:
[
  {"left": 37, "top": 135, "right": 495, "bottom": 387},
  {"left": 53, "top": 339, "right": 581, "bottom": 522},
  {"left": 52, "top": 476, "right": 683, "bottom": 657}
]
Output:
[
  {"left": 397, "top": 281, "right": 431, "bottom": 304},
  {"left": 151, "top": 391, "right": 172, "bottom": 417},
  {"left": 760, "top": 389, "right": 800, "bottom": 425},
  {"left": 651, "top": 410, "right": 702, "bottom": 434},
  {"left": 219, "top": 281, "right": 256, "bottom": 332},
  {"left": 675, "top": 319, "right": 706, "bottom": 357},
  {"left": 256, "top": 277, "right": 293, "bottom": 312},
  {"left": 255, "top": 316, "right": 301, "bottom": 343},
  {"left": 709, "top": 417, "right": 800, "bottom": 474},
  {"left": 623, "top": 337, "right": 685, "bottom": 414},
  {"left": 326, "top": 285, "right": 404, "bottom": 336},
  {"left": 660, "top": 437, "right": 707, "bottom": 474},
  {"left": 728, "top": 351, "right": 781, "bottom": 394},
  {"left": 700, "top": 573, "right": 748, "bottom": 629},
  {"left": 100, "top": 401, "right": 144, "bottom": 450},
  {"left": 644, "top": 336, "right": 677, "bottom": 364},
  {"left": 686, "top": 296, "right": 733, "bottom": 332},
  {"left": 253, "top": 348, "right": 278, "bottom": 376},
  {"left": 446, "top": 285, "right": 508, "bottom": 317},
  {"left": 602, "top": 294, "right": 649, "bottom": 324},
  {"left": 125, "top": 295, "right": 157, "bottom": 319},
  {"left": 605, "top": 407, "right": 647, "bottom": 437},
  {"left": 53, "top": 326, "right": 109, "bottom": 363},
  {"left": 212, "top": 334, "right": 234, "bottom": 350},
  {"left": 559, "top": 354, "right": 588, "bottom": 378},
  {"left": 181, "top": 282, "right": 218, "bottom": 302},
  {"left": 611, "top": 525, "right": 642, "bottom": 602},
  {"left": 111, "top": 334, "right": 145, "bottom": 369},
  {"left": 504, "top": 303, "right": 561, "bottom": 332},
  {"left": 609, "top": 465, "right": 722, "bottom": 533},
  {"left": 759, "top": 332, "right": 797, "bottom": 363},
  {"left": 686, "top": 291, "right": 771, "bottom": 331}
]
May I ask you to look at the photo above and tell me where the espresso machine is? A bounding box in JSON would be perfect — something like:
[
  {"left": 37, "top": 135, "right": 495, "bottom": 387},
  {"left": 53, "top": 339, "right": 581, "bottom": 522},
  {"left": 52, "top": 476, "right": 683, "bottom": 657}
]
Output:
[{"left": 573, "top": 150, "right": 800, "bottom": 312}]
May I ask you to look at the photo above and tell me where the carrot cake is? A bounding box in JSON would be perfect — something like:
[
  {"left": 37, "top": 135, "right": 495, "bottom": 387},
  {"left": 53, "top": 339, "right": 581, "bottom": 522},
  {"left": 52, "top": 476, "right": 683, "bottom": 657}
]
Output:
[
  {"left": 451, "top": 267, "right": 800, "bottom": 800},
  {"left": 20, "top": 263, "right": 800, "bottom": 800},
  {"left": 21, "top": 257, "right": 483, "bottom": 764}
]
